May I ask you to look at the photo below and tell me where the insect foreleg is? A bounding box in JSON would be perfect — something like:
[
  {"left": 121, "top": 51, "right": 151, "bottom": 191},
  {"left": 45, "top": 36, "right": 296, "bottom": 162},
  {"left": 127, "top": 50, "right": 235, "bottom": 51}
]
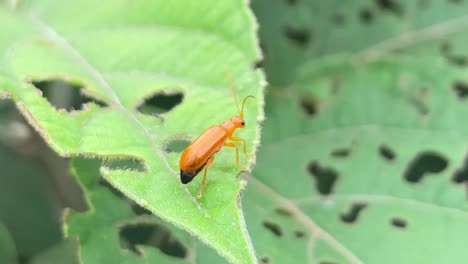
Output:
[{"left": 229, "top": 136, "right": 247, "bottom": 154}]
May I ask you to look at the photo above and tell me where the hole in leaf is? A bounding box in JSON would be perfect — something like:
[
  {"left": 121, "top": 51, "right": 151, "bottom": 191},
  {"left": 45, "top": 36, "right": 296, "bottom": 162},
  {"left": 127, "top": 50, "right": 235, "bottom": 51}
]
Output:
[
  {"left": 294, "top": 230, "right": 306, "bottom": 238},
  {"left": 260, "top": 256, "right": 270, "bottom": 264},
  {"left": 442, "top": 48, "right": 468, "bottom": 66},
  {"left": 331, "top": 148, "right": 351, "bottom": 158},
  {"left": 379, "top": 144, "right": 396, "bottom": 161},
  {"left": 440, "top": 42, "right": 468, "bottom": 66},
  {"left": 340, "top": 202, "right": 368, "bottom": 223},
  {"left": 319, "top": 261, "right": 338, "bottom": 264},
  {"left": 307, "top": 161, "right": 338, "bottom": 195},
  {"left": 419, "top": 0, "right": 430, "bottom": 8},
  {"left": 275, "top": 207, "right": 293, "bottom": 217},
  {"left": 332, "top": 14, "right": 346, "bottom": 26},
  {"left": 104, "top": 158, "right": 147, "bottom": 172},
  {"left": 359, "top": 8, "right": 374, "bottom": 24},
  {"left": 284, "top": 0, "right": 297, "bottom": 5},
  {"left": 262, "top": 220, "right": 283, "bottom": 237},
  {"left": 137, "top": 91, "right": 183, "bottom": 115},
  {"left": 448, "top": 56, "right": 468, "bottom": 66},
  {"left": 404, "top": 151, "right": 448, "bottom": 183},
  {"left": 440, "top": 42, "right": 450, "bottom": 54},
  {"left": 375, "top": 0, "right": 403, "bottom": 16},
  {"left": 300, "top": 96, "right": 319, "bottom": 116},
  {"left": 452, "top": 155, "right": 468, "bottom": 184},
  {"left": 32, "top": 79, "right": 106, "bottom": 111},
  {"left": 330, "top": 76, "right": 342, "bottom": 95},
  {"left": 390, "top": 217, "right": 407, "bottom": 229},
  {"left": 283, "top": 26, "right": 311, "bottom": 47},
  {"left": 408, "top": 94, "right": 429, "bottom": 116},
  {"left": 164, "top": 139, "right": 191, "bottom": 153},
  {"left": 453, "top": 80, "right": 468, "bottom": 99},
  {"left": 119, "top": 223, "right": 187, "bottom": 258}
]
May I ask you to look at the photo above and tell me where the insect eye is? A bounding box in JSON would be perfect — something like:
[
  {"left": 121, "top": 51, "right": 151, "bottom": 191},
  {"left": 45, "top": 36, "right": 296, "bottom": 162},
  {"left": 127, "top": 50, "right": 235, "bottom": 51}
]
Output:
[{"left": 241, "top": 121, "right": 245, "bottom": 126}]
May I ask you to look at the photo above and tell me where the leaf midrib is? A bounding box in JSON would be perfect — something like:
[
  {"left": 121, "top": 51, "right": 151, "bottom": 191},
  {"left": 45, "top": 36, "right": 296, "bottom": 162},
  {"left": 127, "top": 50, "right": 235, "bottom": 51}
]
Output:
[
  {"left": 292, "top": 193, "right": 468, "bottom": 219},
  {"left": 248, "top": 176, "right": 364, "bottom": 264}
]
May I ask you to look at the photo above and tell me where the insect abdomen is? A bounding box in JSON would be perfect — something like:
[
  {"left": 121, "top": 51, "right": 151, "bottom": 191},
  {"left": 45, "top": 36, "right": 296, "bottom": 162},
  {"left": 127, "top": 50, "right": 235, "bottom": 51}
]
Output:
[
  {"left": 180, "top": 169, "right": 198, "bottom": 184},
  {"left": 179, "top": 127, "right": 227, "bottom": 184}
]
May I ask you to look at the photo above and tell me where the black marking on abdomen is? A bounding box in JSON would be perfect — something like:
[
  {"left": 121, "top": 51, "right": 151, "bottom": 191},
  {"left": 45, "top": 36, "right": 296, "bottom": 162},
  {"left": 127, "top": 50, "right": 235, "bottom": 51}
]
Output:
[
  {"left": 180, "top": 170, "right": 196, "bottom": 184},
  {"left": 180, "top": 162, "right": 207, "bottom": 184}
]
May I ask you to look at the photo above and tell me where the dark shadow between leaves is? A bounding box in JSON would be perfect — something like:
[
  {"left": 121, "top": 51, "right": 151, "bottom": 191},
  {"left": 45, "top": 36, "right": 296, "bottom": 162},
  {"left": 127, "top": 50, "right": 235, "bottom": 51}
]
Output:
[
  {"left": 131, "top": 202, "right": 153, "bottom": 216},
  {"left": 99, "top": 177, "right": 125, "bottom": 199},
  {"left": 253, "top": 57, "right": 265, "bottom": 70},
  {"left": 119, "top": 223, "right": 187, "bottom": 258}
]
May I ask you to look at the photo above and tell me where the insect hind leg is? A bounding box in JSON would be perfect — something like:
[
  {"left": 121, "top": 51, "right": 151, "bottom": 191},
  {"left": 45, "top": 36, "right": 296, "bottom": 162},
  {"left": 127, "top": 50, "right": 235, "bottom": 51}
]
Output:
[{"left": 197, "top": 156, "right": 215, "bottom": 198}]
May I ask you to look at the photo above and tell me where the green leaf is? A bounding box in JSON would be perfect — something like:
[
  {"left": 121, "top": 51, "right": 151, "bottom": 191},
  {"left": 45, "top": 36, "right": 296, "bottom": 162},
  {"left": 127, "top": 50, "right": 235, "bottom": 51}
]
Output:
[
  {"left": 0, "top": 222, "right": 17, "bottom": 264},
  {"left": 0, "top": 1, "right": 264, "bottom": 263},
  {"left": 67, "top": 158, "right": 189, "bottom": 263},
  {"left": 246, "top": 1, "right": 468, "bottom": 263},
  {"left": 252, "top": 0, "right": 468, "bottom": 86},
  {"left": 67, "top": 158, "right": 236, "bottom": 263},
  {"left": 247, "top": 56, "right": 468, "bottom": 263}
]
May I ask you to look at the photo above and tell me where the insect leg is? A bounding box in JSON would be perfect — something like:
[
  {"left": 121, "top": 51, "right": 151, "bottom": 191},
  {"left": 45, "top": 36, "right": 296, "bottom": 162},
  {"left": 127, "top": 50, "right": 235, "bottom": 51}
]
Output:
[
  {"left": 229, "top": 136, "right": 247, "bottom": 154},
  {"left": 197, "top": 156, "right": 215, "bottom": 198},
  {"left": 229, "top": 137, "right": 254, "bottom": 160},
  {"left": 224, "top": 141, "right": 248, "bottom": 171},
  {"left": 224, "top": 142, "right": 240, "bottom": 166}
]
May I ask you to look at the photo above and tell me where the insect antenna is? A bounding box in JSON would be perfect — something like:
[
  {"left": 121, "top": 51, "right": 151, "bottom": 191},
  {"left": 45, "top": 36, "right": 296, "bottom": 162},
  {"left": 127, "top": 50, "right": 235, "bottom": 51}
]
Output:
[
  {"left": 226, "top": 68, "right": 255, "bottom": 119},
  {"left": 240, "top": 95, "right": 255, "bottom": 119},
  {"left": 226, "top": 69, "right": 242, "bottom": 116}
]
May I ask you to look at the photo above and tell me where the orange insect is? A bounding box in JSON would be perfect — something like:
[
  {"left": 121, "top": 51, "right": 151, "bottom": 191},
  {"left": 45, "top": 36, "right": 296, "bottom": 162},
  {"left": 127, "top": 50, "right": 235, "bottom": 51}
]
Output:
[{"left": 179, "top": 75, "right": 254, "bottom": 198}]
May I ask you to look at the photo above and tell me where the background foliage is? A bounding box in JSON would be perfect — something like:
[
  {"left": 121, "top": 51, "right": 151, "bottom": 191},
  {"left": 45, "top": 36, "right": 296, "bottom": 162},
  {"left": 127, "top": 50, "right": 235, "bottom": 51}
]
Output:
[{"left": 2, "top": 0, "right": 468, "bottom": 263}]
